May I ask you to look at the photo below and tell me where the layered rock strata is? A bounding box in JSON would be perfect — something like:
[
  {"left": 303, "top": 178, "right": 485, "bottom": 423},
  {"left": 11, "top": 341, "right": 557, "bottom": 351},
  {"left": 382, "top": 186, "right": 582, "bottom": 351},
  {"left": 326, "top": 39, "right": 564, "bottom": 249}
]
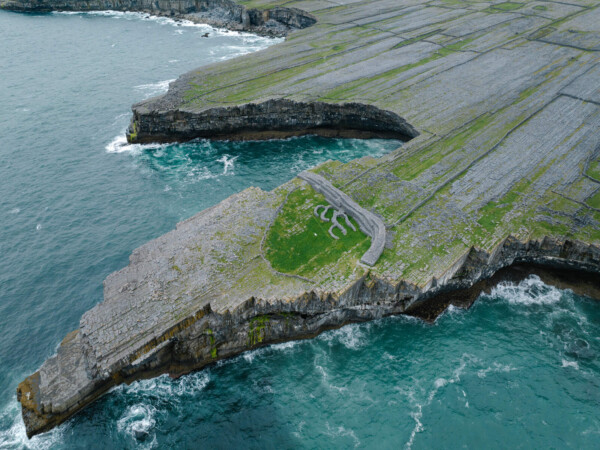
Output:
[
  {"left": 0, "top": 0, "right": 317, "bottom": 36},
  {"left": 16, "top": 231, "right": 600, "bottom": 437},
  {"left": 4, "top": 0, "right": 600, "bottom": 438},
  {"left": 127, "top": 99, "right": 418, "bottom": 143}
]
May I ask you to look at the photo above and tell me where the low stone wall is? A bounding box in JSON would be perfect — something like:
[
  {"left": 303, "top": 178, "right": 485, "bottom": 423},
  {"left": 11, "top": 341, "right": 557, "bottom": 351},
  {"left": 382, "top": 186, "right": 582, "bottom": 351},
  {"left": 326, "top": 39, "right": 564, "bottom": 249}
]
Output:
[{"left": 299, "top": 170, "right": 386, "bottom": 266}]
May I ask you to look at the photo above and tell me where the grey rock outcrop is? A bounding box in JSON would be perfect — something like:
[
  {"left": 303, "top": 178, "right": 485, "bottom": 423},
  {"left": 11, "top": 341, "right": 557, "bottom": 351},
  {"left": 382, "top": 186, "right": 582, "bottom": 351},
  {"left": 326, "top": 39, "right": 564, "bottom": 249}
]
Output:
[
  {"left": 313, "top": 204, "right": 357, "bottom": 239},
  {"left": 16, "top": 226, "right": 600, "bottom": 437},
  {"left": 0, "top": 0, "right": 317, "bottom": 36}
]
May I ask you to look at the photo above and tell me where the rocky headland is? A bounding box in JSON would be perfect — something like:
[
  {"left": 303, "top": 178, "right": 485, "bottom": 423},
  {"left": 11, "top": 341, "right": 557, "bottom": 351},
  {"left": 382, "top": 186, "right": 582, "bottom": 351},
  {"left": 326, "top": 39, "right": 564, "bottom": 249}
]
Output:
[
  {"left": 0, "top": 0, "right": 316, "bottom": 36},
  {"left": 2, "top": 0, "right": 600, "bottom": 438}
]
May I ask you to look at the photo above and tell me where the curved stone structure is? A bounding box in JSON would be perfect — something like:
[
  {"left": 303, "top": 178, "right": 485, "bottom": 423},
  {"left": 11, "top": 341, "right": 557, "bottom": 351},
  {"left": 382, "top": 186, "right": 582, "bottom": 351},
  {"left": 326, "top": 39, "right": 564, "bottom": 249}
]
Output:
[
  {"left": 314, "top": 205, "right": 357, "bottom": 239},
  {"left": 335, "top": 211, "right": 356, "bottom": 233},
  {"left": 299, "top": 170, "right": 386, "bottom": 266},
  {"left": 16, "top": 228, "right": 600, "bottom": 437},
  {"left": 314, "top": 204, "right": 332, "bottom": 221},
  {"left": 328, "top": 223, "right": 342, "bottom": 239}
]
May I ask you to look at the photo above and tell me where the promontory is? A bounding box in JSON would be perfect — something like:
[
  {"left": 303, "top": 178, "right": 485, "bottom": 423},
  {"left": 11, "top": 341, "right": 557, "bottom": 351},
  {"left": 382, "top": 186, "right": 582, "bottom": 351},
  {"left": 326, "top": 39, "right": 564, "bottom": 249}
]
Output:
[{"left": 2, "top": 0, "right": 599, "bottom": 438}]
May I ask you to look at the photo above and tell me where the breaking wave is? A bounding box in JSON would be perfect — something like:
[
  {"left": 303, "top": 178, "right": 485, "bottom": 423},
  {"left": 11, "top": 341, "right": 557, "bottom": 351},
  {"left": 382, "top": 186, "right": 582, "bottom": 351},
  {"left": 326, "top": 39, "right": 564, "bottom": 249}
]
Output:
[
  {"left": 115, "top": 371, "right": 210, "bottom": 399},
  {"left": 488, "top": 275, "right": 563, "bottom": 306},
  {"left": 0, "top": 401, "right": 64, "bottom": 450},
  {"left": 117, "top": 404, "right": 157, "bottom": 448},
  {"left": 134, "top": 79, "right": 176, "bottom": 99},
  {"left": 53, "top": 10, "right": 283, "bottom": 44},
  {"left": 318, "top": 323, "right": 370, "bottom": 350}
]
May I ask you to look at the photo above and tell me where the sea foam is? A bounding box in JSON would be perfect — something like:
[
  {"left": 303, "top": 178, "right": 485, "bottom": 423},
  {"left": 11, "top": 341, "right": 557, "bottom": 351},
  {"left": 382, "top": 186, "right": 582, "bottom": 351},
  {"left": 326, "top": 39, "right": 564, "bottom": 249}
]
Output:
[
  {"left": 117, "top": 403, "right": 157, "bottom": 447},
  {"left": 53, "top": 10, "right": 281, "bottom": 43},
  {"left": 0, "top": 401, "right": 64, "bottom": 450},
  {"left": 489, "top": 275, "right": 563, "bottom": 306},
  {"left": 134, "top": 79, "right": 176, "bottom": 99}
]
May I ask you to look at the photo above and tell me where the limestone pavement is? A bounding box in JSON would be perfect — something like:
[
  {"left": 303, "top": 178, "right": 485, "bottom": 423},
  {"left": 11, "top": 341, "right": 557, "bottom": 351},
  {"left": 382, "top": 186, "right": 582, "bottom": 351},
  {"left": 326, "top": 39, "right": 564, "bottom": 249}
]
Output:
[{"left": 4, "top": 0, "right": 600, "bottom": 437}]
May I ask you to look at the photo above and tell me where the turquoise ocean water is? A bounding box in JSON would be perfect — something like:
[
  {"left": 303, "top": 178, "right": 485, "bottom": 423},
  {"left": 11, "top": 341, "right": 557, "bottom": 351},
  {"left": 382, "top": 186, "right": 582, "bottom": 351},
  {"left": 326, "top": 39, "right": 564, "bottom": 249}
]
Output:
[{"left": 0, "top": 10, "right": 598, "bottom": 449}]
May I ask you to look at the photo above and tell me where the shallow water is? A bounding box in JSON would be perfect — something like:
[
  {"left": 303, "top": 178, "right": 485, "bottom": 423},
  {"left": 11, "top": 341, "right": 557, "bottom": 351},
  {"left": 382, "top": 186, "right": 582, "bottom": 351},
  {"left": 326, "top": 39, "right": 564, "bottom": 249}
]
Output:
[{"left": 0, "top": 10, "right": 599, "bottom": 450}]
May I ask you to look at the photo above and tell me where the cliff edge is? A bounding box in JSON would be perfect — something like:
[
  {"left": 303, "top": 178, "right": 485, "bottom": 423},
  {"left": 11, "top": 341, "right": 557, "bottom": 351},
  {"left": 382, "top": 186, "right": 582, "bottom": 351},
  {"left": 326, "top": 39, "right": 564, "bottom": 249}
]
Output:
[{"left": 3, "top": 0, "right": 600, "bottom": 437}]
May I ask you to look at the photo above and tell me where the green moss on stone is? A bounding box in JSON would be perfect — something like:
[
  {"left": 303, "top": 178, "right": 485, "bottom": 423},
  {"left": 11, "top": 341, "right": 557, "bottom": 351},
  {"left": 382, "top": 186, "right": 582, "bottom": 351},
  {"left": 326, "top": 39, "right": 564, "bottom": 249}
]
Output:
[
  {"left": 587, "top": 160, "right": 600, "bottom": 180},
  {"left": 205, "top": 329, "right": 217, "bottom": 359},
  {"left": 248, "top": 315, "right": 270, "bottom": 346},
  {"left": 129, "top": 122, "right": 138, "bottom": 142},
  {"left": 265, "top": 185, "right": 370, "bottom": 277},
  {"left": 588, "top": 191, "right": 600, "bottom": 209},
  {"left": 487, "top": 2, "right": 524, "bottom": 12},
  {"left": 393, "top": 30, "right": 440, "bottom": 49}
]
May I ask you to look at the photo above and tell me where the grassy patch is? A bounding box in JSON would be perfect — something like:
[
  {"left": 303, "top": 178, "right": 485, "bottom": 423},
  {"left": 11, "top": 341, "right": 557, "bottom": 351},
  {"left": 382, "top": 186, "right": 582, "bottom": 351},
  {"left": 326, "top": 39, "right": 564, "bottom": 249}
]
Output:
[
  {"left": 438, "top": 0, "right": 473, "bottom": 6},
  {"left": 478, "top": 190, "right": 521, "bottom": 232},
  {"left": 320, "top": 41, "right": 470, "bottom": 101},
  {"left": 487, "top": 2, "right": 523, "bottom": 12},
  {"left": 392, "top": 113, "right": 494, "bottom": 182},
  {"left": 265, "top": 185, "right": 370, "bottom": 276},
  {"left": 588, "top": 190, "right": 600, "bottom": 209},
  {"left": 587, "top": 159, "right": 600, "bottom": 180},
  {"left": 437, "top": 37, "right": 475, "bottom": 56},
  {"left": 236, "top": 0, "right": 288, "bottom": 10},
  {"left": 533, "top": 5, "right": 548, "bottom": 11}
]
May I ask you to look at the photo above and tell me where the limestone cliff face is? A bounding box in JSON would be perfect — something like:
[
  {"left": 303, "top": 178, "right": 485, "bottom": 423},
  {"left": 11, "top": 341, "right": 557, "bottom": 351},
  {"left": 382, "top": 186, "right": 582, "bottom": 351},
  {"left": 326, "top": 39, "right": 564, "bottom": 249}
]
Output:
[
  {"left": 0, "top": 0, "right": 317, "bottom": 36},
  {"left": 127, "top": 99, "right": 419, "bottom": 143},
  {"left": 17, "top": 233, "right": 600, "bottom": 437}
]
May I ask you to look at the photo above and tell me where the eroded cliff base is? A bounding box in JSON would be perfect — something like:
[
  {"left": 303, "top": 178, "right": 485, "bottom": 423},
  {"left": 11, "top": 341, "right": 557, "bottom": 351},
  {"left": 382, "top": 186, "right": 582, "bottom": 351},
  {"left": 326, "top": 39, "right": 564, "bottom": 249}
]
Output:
[
  {"left": 126, "top": 100, "right": 418, "bottom": 144},
  {"left": 406, "top": 263, "right": 600, "bottom": 322},
  {"left": 0, "top": 0, "right": 317, "bottom": 36},
  {"left": 18, "top": 260, "right": 600, "bottom": 437}
]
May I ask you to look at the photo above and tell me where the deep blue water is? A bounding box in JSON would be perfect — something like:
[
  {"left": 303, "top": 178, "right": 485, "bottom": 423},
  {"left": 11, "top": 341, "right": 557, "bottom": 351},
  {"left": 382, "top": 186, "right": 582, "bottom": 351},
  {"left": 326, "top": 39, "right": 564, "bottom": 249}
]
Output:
[{"left": 0, "top": 10, "right": 599, "bottom": 450}]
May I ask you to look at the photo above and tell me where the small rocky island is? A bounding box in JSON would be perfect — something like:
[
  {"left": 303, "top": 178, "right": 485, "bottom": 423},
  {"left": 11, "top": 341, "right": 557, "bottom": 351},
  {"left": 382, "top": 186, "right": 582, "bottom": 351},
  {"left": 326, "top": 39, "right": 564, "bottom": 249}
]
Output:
[{"left": 2, "top": 0, "right": 599, "bottom": 438}]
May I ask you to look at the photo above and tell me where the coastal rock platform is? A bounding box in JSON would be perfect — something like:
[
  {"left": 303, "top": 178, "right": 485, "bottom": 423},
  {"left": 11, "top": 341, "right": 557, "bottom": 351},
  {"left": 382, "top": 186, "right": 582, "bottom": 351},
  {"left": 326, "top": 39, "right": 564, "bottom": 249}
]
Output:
[{"left": 2, "top": 0, "right": 600, "bottom": 437}]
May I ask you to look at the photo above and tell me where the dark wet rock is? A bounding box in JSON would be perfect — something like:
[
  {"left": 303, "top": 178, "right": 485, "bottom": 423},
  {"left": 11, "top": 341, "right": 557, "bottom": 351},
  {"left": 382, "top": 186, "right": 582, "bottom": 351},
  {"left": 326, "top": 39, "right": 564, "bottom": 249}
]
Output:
[
  {"left": 0, "top": 0, "right": 317, "bottom": 37},
  {"left": 127, "top": 99, "right": 418, "bottom": 143},
  {"left": 133, "top": 428, "right": 149, "bottom": 440}
]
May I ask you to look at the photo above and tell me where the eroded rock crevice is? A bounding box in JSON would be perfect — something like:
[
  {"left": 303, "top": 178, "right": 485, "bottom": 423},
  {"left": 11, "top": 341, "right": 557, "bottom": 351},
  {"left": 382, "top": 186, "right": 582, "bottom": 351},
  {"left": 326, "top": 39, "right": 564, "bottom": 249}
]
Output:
[{"left": 127, "top": 99, "right": 419, "bottom": 143}]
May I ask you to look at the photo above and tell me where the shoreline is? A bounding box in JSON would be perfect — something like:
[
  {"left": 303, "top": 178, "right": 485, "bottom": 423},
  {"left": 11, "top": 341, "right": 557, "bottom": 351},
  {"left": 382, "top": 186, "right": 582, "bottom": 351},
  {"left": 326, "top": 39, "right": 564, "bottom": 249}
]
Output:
[
  {"left": 3, "top": 0, "right": 600, "bottom": 438},
  {"left": 0, "top": 0, "right": 317, "bottom": 37},
  {"left": 17, "top": 234, "right": 600, "bottom": 437},
  {"left": 18, "top": 257, "right": 600, "bottom": 437}
]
